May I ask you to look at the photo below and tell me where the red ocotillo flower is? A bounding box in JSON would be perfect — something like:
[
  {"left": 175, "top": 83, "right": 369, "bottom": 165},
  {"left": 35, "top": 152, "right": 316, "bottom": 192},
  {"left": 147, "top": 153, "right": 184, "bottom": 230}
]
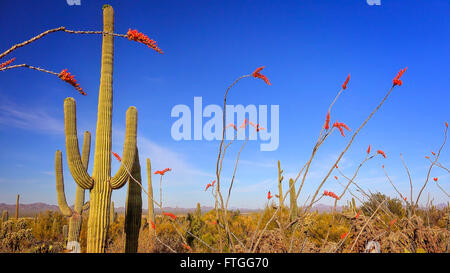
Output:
[
  {"left": 250, "top": 122, "right": 265, "bottom": 132},
  {"left": 393, "top": 67, "right": 408, "bottom": 86},
  {"left": 367, "top": 144, "right": 371, "bottom": 154},
  {"left": 211, "top": 180, "right": 216, "bottom": 187},
  {"left": 112, "top": 152, "right": 122, "bottom": 162},
  {"left": 425, "top": 156, "right": 430, "bottom": 159},
  {"left": 240, "top": 118, "right": 249, "bottom": 129},
  {"left": 154, "top": 168, "right": 172, "bottom": 175},
  {"left": 58, "top": 69, "right": 86, "bottom": 95},
  {"left": 163, "top": 212, "right": 176, "bottom": 220},
  {"left": 340, "top": 232, "right": 348, "bottom": 240},
  {"left": 226, "top": 123, "right": 238, "bottom": 131},
  {"left": 0, "top": 57, "right": 15, "bottom": 69},
  {"left": 335, "top": 164, "right": 339, "bottom": 169},
  {"left": 433, "top": 177, "right": 438, "bottom": 182},
  {"left": 150, "top": 220, "right": 156, "bottom": 230},
  {"left": 404, "top": 197, "right": 407, "bottom": 201},
  {"left": 342, "top": 74, "right": 350, "bottom": 90},
  {"left": 182, "top": 243, "right": 191, "bottom": 251},
  {"left": 446, "top": 121, "right": 448, "bottom": 128},
  {"left": 205, "top": 183, "right": 212, "bottom": 191},
  {"left": 355, "top": 210, "right": 362, "bottom": 219},
  {"left": 324, "top": 190, "right": 340, "bottom": 200},
  {"left": 127, "top": 29, "right": 163, "bottom": 54},
  {"left": 211, "top": 220, "right": 217, "bottom": 225},
  {"left": 333, "top": 121, "right": 351, "bottom": 137},
  {"left": 389, "top": 218, "right": 397, "bottom": 227},
  {"left": 334, "top": 176, "right": 338, "bottom": 180},
  {"left": 267, "top": 191, "right": 273, "bottom": 200},
  {"left": 377, "top": 150, "right": 387, "bottom": 158},
  {"left": 431, "top": 151, "right": 436, "bottom": 156},
  {"left": 252, "top": 66, "right": 271, "bottom": 85},
  {"left": 324, "top": 112, "right": 330, "bottom": 130}
]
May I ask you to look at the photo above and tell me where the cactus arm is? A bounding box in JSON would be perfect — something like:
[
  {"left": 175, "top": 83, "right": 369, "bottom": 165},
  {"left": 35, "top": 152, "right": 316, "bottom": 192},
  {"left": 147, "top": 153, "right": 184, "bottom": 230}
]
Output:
[
  {"left": 55, "top": 150, "right": 73, "bottom": 217},
  {"left": 74, "top": 131, "right": 91, "bottom": 213},
  {"left": 110, "top": 106, "right": 138, "bottom": 189},
  {"left": 64, "top": 98, "right": 94, "bottom": 189},
  {"left": 82, "top": 201, "right": 90, "bottom": 211}
]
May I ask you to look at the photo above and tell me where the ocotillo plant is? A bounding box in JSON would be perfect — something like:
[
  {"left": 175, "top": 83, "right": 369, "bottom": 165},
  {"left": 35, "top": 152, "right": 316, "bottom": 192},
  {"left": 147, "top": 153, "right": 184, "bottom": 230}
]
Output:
[
  {"left": 1, "top": 210, "right": 7, "bottom": 222},
  {"left": 124, "top": 148, "right": 142, "bottom": 253},
  {"left": 15, "top": 194, "right": 19, "bottom": 219},
  {"left": 147, "top": 158, "right": 155, "bottom": 238},
  {"left": 55, "top": 131, "right": 90, "bottom": 252},
  {"left": 62, "top": 5, "right": 138, "bottom": 252},
  {"left": 289, "top": 178, "right": 297, "bottom": 221}
]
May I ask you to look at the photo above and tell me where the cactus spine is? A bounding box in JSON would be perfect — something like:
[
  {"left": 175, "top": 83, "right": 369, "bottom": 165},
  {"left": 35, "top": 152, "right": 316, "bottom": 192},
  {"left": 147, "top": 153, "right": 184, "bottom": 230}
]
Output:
[
  {"left": 55, "top": 131, "right": 90, "bottom": 252},
  {"left": 15, "top": 194, "right": 19, "bottom": 219},
  {"left": 277, "top": 161, "right": 284, "bottom": 210},
  {"left": 1, "top": 210, "right": 8, "bottom": 222},
  {"left": 147, "top": 158, "right": 155, "bottom": 233},
  {"left": 124, "top": 148, "right": 142, "bottom": 253},
  {"left": 62, "top": 5, "right": 137, "bottom": 252},
  {"left": 289, "top": 178, "right": 298, "bottom": 221}
]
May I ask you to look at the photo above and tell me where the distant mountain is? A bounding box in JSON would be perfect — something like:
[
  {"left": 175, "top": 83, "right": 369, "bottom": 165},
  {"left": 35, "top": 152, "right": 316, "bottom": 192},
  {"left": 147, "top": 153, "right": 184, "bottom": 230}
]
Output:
[{"left": 0, "top": 202, "right": 447, "bottom": 217}]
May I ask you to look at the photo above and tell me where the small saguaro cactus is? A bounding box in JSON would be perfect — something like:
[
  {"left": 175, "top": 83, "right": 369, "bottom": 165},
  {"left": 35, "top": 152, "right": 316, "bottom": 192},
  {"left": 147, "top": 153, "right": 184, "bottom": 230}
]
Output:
[
  {"left": 110, "top": 201, "right": 116, "bottom": 223},
  {"left": 147, "top": 158, "right": 155, "bottom": 236},
  {"left": 124, "top": 147, "right": 142, "bottom": 253},
  {"left": 1, "top": 210, "right": 8, "bottom": 222},
  {"left": 289, "top": 178, "right": 298, "bottom": 221},
  {"left": 15, "top": 194, "right": 19, "bottom": 219},
  {"left": 61, "top": 5, "right": 138, "bottom": 252},
  {"left": 277, "top": 160, "right": 284, "bottom": 210},
  {"left": 55, "top": 131, "right": 91, "bottom": 253}
]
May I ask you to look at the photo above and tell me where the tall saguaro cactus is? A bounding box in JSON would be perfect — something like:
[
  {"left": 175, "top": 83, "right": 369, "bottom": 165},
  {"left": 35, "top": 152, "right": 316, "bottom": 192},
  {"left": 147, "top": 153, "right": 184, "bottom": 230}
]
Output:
[
  {"left": 62, "top": 5, "right": 137, "bottom": 253},
  {"left": 15, "top": 194, "right": 19, "bottom": 219},
  {"left": 55, "top": 131, "right": 91, "bottom": 252},
  {"left": 277, "top": 161, "right": 284, "bottom": 210},
  {"left": 124, "top": 147, "right": 142, "bottom": 253}
]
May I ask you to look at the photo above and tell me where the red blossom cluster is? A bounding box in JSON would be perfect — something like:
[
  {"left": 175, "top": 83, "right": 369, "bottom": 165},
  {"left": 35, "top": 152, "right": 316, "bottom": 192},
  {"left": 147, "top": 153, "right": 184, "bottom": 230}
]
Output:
[
  {"left": 267, "top": 191, "right": 273, "bottom": 200},
  {"left": 342, "top": 74, "right": 350, "bottom": 90},
  {"left": 389, "top": 218, "right": 397, "bottom": 227},
  {"left": 126, "top": 29, "right": 163, "bottom": 54},
  {"left": 250, "top": 121, "right": 265, "bottom": 132},
  {"left": 112, "top": 152, "right": 122, "bottom": 162},
  {"left": 324, "top": 190, "right": 340, "bottom": 200},
  {"left": 58, "top": 69, "right": 86, "bottom": 95},
  {"left": 205, "top": 180, "right": 216, "bottom": 191},
  {"left": 150, "top": 220, "right": 156, "bottom": 230},
  {"left": 377, "top": 150, "right": 387, "bottom": 158},
  {"left": 355, "top": 210, "right": 362, "bottom": 219},
  {"left": 324, "top": 112, "right": 330, "bottom": 130},
  {"left": 163, "top": 212, "right": 177, "bottom": 220},
  {"left": 226, "top": 123, "right": 238, "bottom": 131},
  {"left": 433, "top": 177, "right": 438, "bottom": 182},
  {"left": 367, "top": 144, "right": 371, "bottom": 154},
  {"left": 340, "top": 232, "right": 348, "bottom": 240},
  {"left": 182, "top": 243, "right": 191, "bottom": 251},
  {"left": 333, "top": 121, "right": 351, "bottom": 137},
  {"left": 154, "top": 168, "right": 172, "bottom": 175},
  {"left": 252, "top": 66, "right": 271, "bottom": 85},
  {"left": 240, "top": 118, "right": 249, "bottom": 129},
  {"left": 393, "top": 67, "right": 407, "bottom": 86},
  {"left": 0, "top": 57, "right": 15, "bottom": 69}
]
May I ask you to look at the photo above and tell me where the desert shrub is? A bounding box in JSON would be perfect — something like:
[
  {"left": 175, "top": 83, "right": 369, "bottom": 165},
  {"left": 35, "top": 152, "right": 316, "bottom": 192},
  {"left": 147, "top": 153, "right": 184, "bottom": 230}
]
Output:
[{"left": 361, "top": 193, "right": 405, "bottom": 218}]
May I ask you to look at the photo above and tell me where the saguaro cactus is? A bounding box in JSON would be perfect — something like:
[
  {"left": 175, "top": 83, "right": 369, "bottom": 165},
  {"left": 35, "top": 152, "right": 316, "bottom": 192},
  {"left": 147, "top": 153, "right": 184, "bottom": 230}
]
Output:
[
  {"left": 277, "top": 161, "right": 284, "bottom": 210},
  {"left": 61, "top": 5, "right": 137, "bottom": 252},
  {"left": 124, "top": 147, "right": 142, "bottom": 253},
  {"left": 15, "top": 194, "right": 19, "bottom": 219},
  {"left": 110, "top": 201, "right": 116, "bottom": 223},
  {"left": 289, "top": 178, "right": 298, "bottom": 221},
  {"left": 147, "top": 158, "right": 155, "bottom": 233},
  {"left": 1, "top": 210, "right": 8, "bottom": 222},
  {"left": 55, "top": 131, "right": 90, "bottom": 252}
]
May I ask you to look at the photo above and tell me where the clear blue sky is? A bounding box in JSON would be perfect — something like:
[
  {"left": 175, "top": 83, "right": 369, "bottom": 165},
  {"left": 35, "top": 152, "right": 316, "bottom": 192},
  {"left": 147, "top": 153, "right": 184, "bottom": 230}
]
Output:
[{"left": 0, "top": 0, "right": 448, "bottom": 209}]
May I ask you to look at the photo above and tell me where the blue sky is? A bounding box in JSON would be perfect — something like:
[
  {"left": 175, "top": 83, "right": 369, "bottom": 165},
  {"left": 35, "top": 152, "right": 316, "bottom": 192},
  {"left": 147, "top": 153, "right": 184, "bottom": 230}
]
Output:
[{"left": 0, "top": 0, "right": 448, "bottom": 209}]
